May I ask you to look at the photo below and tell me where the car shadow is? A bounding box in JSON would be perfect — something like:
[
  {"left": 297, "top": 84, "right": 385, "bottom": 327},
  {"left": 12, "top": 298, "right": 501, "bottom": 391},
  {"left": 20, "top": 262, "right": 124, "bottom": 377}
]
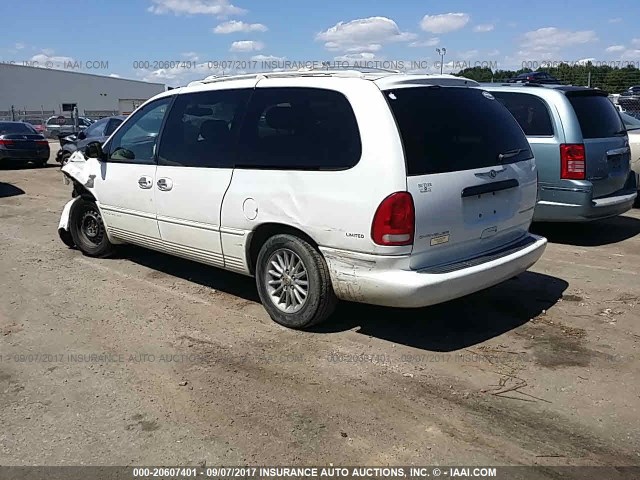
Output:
[
  {"left": 0, "top": 162, "right": 58, "bottom": 170},
  {"left": 0, "top": 182, "right": 25, "bottom": 198},
  {"left": 122, "top": 245, "right": 567, "bottom": 352},
  {"left": 531, "top": 214, "right": 640, "bottom": 246},
  {"left": 313, "top": 272, "right": 568, "bottom": 352},
  {"left": 122, "top": 245, "right": 261, "bottom": 303}
]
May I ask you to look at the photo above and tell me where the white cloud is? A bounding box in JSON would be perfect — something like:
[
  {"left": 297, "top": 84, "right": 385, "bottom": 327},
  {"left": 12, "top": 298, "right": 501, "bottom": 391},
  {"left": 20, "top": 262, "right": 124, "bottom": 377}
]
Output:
[
  {"left": 31, "top": 52, "right": 75, "bottom": 65},
  {"left": 609, "top": 18, "right": 622, "bottom": 23},
  {"left": 409, "top": 37, "right": 440, "bottom": 47},
  {"left": 487, "top": 49, "right": 500, "bottom": 57},
  {"left": 519, "top": 27, "right": 597, "bottom": 57},
  {"left": 147, "top": 0, "right": 246, "bottom": 18},
  {"left": 316, "top": 17, "right": 415, "bottom": 53},
  {"left": 457, "top": 49, "right": 479, "bottom": 60},
  {"left": 250, "top": 54, "right": 285, "bottom": 61},
  {"left": 420, "top": 13, "right": 470, "bottom": 34},
  {"left": 632, "top": 38, "right": 640, "bottom": 46},
  {"left": 575, "top": 57, "right": 596, "bottom": 65},
  {"left": 181, "top": 51, "right": 200, "bottom": 60},
  {"left": 213, "top": 20, "right": 267, "bottom": 34},
  {"left": 473, "top": 24, "right": 494, "bottom": 33},
  {"left": 229, "top": 40, "right": 264, "bottom": 52},
  {"left": 333, "top": 52, "right": 380, "bottom": 63},
  {"left": 15, "top": 42, "right": 25, "bottom": 50},
  {"left": 606, "top": 45, "right": 625, "bottom": 52}
]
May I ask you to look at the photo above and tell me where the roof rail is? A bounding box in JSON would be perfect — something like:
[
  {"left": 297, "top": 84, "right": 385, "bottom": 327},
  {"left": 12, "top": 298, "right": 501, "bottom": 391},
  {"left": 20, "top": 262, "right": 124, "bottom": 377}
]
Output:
[
  {"left": 298, "top": 64, "right": 402, "bottom": 74},
  {"left": 186, "top": 67, "right": 400, "bottom": 86}
]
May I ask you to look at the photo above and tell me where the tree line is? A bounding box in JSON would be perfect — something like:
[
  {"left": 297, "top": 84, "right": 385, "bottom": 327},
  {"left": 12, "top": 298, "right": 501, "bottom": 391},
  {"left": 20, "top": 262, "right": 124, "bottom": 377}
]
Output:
[{"left": 454, "top": 63, "right": 640, "bottom": 94}]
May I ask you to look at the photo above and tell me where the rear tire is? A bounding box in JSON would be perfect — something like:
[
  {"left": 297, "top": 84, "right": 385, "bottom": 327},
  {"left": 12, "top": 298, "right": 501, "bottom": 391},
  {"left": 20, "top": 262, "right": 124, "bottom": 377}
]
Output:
[
  {"left": 255, "top": 234, "right": 337, "bottom": 329},
  {"left": 69, "top": 198, "right": 114, "bottom": 258}
]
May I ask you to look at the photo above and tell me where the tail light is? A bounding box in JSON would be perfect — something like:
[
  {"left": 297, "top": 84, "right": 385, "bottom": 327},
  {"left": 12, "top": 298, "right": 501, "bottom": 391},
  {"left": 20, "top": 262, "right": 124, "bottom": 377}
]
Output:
[
  {"left": 371, "top": 192, "right": 415, "bottom": 246},
  {"left": 560, "top": 143, "right": 586, "bottom": 180},
  {"left": 35, "top": 140, "right": 49, "bottom": 146},
  {"left": 0, "top": 139, "right": 14, "bottom": 146}
]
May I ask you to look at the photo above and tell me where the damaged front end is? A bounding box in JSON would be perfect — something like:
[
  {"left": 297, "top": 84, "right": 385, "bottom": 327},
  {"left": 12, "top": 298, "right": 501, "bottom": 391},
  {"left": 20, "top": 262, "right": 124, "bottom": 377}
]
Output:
[{"left": 58, "top": 150, "right": 98, "bottom": 248}]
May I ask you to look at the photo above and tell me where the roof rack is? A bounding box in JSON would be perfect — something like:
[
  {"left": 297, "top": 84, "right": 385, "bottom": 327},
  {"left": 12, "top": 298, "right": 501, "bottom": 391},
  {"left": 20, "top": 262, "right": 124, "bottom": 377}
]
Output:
[{"left": 186, "top": 67, "right": 403, "bottom": 86}]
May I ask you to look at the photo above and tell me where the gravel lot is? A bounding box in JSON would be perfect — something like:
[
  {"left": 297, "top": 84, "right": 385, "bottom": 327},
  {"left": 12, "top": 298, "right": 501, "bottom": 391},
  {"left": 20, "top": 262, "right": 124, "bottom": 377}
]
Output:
[{"left": 1, "top": 148, "right": 639, "bottom": 475}]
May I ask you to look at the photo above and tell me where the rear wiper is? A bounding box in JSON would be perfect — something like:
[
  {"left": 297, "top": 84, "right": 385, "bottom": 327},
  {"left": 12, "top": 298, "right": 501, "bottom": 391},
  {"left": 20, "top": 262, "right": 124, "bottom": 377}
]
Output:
[{"left": 498, "top": 148, "right": 527, "bottom": 161}]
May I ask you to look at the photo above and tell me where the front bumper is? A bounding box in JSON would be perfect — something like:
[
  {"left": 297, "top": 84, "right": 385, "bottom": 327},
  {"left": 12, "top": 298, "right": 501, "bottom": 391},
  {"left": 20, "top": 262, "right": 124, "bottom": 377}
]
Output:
[
  {"left": 534, "top": 174, "right": 637, "bottom": 222},
  {"left": 321, "top": 234, "right": 547, "bottom": 308}
]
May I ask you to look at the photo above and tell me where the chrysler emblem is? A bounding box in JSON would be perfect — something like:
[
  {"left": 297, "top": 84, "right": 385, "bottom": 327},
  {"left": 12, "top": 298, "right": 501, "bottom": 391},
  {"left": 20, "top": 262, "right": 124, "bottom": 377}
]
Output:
[{"left": 475, "top": 168, "right": 505, "bottom": 179}]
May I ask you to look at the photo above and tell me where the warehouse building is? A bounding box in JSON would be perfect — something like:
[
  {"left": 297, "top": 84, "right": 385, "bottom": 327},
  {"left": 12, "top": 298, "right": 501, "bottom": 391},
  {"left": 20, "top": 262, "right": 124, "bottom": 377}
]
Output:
[{"left": 0, "top": 63, "right": 165, "bottom": 122}]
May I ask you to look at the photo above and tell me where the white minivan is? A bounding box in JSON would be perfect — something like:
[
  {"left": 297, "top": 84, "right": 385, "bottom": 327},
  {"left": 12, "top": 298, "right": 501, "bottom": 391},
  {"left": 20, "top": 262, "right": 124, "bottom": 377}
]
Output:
[{"left": 59, "top": 70, "right": 547, "bottom": 329}]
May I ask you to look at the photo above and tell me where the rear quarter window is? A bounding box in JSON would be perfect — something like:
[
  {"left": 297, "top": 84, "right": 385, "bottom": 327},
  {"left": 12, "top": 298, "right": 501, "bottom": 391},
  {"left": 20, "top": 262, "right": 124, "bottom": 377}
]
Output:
[
  {"left": 385, "top": 87, "right": 533, "bottom": 176},
  {"left": 567, "top": 93, "right": 626, "bottom": 139},
  {"left": 491, "top": 92, "right": 554, "bottom": 136}
]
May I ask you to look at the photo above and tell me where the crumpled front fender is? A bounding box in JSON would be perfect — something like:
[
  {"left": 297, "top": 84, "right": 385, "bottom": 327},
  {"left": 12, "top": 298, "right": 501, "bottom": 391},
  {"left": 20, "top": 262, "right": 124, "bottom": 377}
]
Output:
[
  {"left": 61, "top": 150, "right": 95, "bottom": 188},
  {"left": 58, "top": 197, "right": 80, "bottom": 232}
]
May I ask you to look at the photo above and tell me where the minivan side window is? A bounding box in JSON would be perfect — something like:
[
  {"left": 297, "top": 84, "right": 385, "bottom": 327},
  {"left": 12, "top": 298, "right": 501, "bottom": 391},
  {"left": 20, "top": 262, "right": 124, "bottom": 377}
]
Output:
[
  {"left": 105, "top": 97, "right": 172, "bottom": 164},
  {"left": 385, "top": 87, "right": 533, "bottom": 176},
  {"left": 491, "top": 92, "right": 555, "bottom": 136},
  {"left": 237, "top": 87, "right": 362, "bottom": 170},
  {"left": 158, "top": 89, "right": 251, "bottom": 168}
]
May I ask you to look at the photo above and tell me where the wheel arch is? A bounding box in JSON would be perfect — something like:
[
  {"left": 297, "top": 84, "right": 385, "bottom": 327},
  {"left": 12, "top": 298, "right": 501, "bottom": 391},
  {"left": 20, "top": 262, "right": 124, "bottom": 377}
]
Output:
[{"left": 246, "top": 223, "right": 320, "bottom": 276}]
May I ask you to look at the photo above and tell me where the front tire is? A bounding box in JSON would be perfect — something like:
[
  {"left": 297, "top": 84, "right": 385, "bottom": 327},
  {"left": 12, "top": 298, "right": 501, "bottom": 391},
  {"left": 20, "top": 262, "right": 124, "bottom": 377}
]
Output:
[
  {"left": 255, "top": 234, "right": 337, "bottom": 329},
  {"left": 69, "top": 198, "right": 114, "bottom": 257}
]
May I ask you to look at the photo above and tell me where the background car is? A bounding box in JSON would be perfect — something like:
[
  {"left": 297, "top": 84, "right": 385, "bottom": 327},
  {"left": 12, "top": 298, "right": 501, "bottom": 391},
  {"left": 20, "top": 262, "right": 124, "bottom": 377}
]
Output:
[
  {"left": 620, "top": 85, "right": 640, "bottom": 97},
  {"left": 506, "top": 71, "right": 561, "bottom": 84},
  {"left": 56, "top": 115, "right": 125, "bottom": 164},
  {"left": 0, "top": 121, "right": 50, "bottom": 167},
  {"left": 45, "top": 115, "right": 92, "bottom": 138},
  {"left": 23, "top": 119, "right": 46, "bottom": 135},
  {"left": 484, "top": 84, "right": 637, "bottom": 221}
]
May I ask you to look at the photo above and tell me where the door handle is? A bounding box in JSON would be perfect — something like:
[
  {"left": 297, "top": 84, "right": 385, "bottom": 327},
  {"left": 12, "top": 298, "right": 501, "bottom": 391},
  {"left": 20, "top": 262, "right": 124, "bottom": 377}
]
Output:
[
  {"left": 157, "top": 178, "right": 173, "bottom": 191},
  {"left": 138, "top": 176, "right": 153, "bottom": 189}
]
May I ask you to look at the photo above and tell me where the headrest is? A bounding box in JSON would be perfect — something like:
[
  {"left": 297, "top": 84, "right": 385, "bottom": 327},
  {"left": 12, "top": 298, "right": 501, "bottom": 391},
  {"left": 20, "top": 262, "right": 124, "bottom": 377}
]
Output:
[
  {"left": 265, "top": 106, "right": 298, "bottom": 130},
  {"left": 199, "top": 119, "right": 229, "bottom": 140}
]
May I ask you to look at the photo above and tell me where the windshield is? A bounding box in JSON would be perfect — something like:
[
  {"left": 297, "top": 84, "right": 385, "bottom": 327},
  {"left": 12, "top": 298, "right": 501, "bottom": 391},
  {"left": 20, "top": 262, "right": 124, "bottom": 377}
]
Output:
[
  {"left": 384, "top": 86, "right": 533, "bottom": 175},
  {"left": 567, "top": 93, "right": 626, "bottom": 138},
  {"left": 0, "top": 122, "right": 37, "bottom": 135}
]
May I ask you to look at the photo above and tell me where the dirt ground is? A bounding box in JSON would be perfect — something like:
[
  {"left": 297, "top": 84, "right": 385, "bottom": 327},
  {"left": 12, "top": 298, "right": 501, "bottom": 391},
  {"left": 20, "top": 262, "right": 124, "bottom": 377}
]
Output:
[{"left": 1, "top": 147, "right": 639, "bottom": 475}]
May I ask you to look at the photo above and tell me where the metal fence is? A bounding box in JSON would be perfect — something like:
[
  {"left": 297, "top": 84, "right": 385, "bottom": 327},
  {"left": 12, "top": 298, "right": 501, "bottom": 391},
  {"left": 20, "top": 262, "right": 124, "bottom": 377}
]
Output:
[
  {"left": 0, "top": 108, "right": 55, "bottom": 124},
  {"left": 83, "top": 110, "right": 120, "bottom": 121}
]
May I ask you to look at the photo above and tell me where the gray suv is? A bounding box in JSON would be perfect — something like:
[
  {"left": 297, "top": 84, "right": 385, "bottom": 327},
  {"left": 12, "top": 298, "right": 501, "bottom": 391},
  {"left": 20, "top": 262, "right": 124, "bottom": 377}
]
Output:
[{"left": 482, "top": 84, "right": 637, "bottom": 222}]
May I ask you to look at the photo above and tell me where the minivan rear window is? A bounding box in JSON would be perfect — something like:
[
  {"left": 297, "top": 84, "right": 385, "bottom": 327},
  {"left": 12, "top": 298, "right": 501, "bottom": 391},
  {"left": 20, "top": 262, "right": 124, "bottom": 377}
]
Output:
[
  {"left": 567, "top": 92, "right": 625, "bottom": 139},
  {"left": 385, "top": 87, "right": 533, "bottom": 176}
]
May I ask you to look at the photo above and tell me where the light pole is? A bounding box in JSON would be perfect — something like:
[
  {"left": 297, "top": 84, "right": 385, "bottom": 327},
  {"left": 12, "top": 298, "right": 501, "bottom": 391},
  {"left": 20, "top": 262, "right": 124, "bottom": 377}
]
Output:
[{"left": 436, "top": 47, "right": 447, "bottom": 74}]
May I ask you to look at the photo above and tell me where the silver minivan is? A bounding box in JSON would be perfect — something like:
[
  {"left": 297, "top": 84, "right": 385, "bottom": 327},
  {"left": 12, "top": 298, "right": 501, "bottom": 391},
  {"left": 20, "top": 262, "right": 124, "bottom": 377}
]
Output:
[{"left": 483, "top": 84, "right": 637, "bottom": 222}]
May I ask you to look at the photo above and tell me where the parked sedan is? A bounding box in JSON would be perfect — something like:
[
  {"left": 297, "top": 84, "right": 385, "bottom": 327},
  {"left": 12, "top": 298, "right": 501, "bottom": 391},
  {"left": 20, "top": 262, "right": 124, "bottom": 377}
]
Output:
[
  {"left": 56, "top": 115, "right": 125, "bottom": 165},
  {"left": 0, "top": 121, "right": 50, "bottom": 167}
]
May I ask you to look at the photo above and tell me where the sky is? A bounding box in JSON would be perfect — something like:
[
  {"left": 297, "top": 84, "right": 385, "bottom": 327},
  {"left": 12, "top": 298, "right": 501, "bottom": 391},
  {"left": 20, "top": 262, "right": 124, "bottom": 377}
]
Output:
[{"left": 2, "top": 0, "right": 640, "bottom": 87}]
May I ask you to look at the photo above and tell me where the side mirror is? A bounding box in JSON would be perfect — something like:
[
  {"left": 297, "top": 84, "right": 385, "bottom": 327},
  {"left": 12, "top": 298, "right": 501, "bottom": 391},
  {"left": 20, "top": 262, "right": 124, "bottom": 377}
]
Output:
[
  {"left": 85, "top": 142, "right": 104, "bottom": 159},
  {"left": 77, "top": 131, "right": 86, "bottom": 140}
]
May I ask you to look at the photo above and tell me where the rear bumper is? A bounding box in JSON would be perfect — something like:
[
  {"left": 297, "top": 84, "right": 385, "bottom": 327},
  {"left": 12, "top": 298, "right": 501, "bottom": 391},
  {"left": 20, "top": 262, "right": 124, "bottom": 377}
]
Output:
[
  {"left": 321, "top": 234, "right": 547, "bottom": 308},
  {"left": 534, "top": 175, "right": 637, "bottom": 222},
  {"left": 0, "top": 149, "right": 50, "bottom": 161}
]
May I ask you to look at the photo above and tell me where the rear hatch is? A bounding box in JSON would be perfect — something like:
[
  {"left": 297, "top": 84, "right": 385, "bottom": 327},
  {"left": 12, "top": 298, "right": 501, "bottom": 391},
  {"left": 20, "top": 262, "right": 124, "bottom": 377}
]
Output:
[
  {"left": 566, "top": 90, "right": 631, "bottom": 198},
  {"left": 384, "top": 86, "right": 538, "bottom": 270}
]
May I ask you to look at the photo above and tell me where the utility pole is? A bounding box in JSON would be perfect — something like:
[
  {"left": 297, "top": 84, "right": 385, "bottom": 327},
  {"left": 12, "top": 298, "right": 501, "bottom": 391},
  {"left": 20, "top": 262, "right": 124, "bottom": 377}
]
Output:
[{"left": 436, "top": 47, "right": 447, "bottom": 75}]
